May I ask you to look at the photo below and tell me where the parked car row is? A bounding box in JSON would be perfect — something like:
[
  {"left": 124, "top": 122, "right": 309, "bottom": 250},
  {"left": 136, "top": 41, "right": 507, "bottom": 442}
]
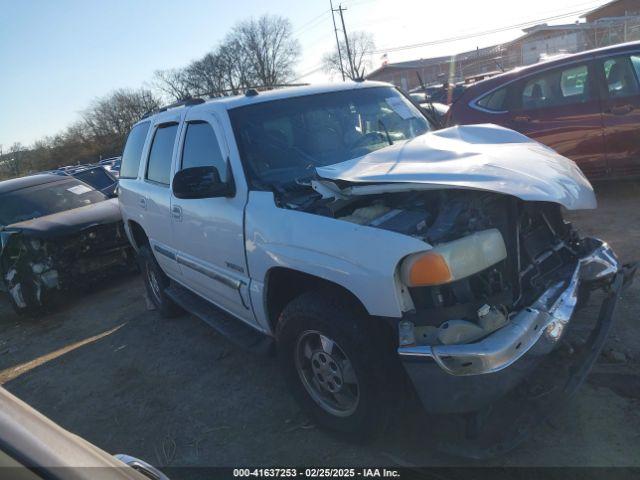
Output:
[
  {"left": 49, "top": 160, "right": 120, "bottom": 197},
  {"left": 447, "top": 41, "right": 640, "bottom": 180}
]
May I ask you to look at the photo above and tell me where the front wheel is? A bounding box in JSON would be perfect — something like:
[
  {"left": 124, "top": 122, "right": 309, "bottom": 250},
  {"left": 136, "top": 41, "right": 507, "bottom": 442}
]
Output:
[{"left": 276, "top": 291, "right": 400, "bottom": 438}]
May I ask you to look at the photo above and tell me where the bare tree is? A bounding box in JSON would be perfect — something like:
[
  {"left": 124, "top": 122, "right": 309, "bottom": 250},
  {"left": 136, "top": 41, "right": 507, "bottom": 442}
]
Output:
[
  {"left": 323, "top": 31, "right": 375, "bottom": 80},
  {"left": 232, "top": 15, "right": 301, "bottom": 86},
  {"left": 3, "top": 143, "right": 26, "bottom": 177},
  {"left": 152, "top": 68, "right": 197, "bottom": 101},
  {"left": 217, "top": 36, "right": 255, "bottom": 95},
  {"left": 82, "top": 88, "right": 161, "bottom": 140},
  {"left": 152, "top": 14, "right": 300, "bottom": 102},
  {"left": 1, "top": 14, "right": 304, "bottom": 180}
]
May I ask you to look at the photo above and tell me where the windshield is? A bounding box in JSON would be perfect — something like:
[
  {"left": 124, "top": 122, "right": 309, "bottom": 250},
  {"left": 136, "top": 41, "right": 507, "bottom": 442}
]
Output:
[
  {"left": 0, "top": 178, "right": 107, "bottom": 226},
  {"left": 229, "top": 86, "right": 429, "bottom": 189}
]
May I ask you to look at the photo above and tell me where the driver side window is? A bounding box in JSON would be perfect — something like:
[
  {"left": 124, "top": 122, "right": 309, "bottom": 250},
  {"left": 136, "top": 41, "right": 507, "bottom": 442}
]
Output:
[{"left": 181, "top": 121, "right": 228, "bottom": 182}]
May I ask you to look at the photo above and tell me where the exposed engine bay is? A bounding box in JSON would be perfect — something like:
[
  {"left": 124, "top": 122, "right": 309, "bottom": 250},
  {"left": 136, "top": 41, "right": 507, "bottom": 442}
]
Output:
[
  {"left": 0, "top": 222, "right": 134, "bottom": 313},
  {"left": 280, "top": 187, "right": 585, "bottom": 347}
]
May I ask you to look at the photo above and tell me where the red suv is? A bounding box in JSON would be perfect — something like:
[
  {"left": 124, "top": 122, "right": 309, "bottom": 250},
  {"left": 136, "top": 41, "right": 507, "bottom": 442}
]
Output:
[{"left": 447, "top": 41, "right": 640, "bottom": 180}]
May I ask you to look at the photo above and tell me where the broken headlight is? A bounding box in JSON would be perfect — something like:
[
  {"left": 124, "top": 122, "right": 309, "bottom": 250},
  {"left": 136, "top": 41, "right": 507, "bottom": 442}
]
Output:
[{"left": 400, "top": 229, "right": 507, "bottom": 287}]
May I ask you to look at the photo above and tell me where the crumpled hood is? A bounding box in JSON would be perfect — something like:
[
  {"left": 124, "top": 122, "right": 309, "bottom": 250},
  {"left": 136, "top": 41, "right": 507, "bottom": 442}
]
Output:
[{"left": 315, "top": 124, "right": 596, "bottom": 210}]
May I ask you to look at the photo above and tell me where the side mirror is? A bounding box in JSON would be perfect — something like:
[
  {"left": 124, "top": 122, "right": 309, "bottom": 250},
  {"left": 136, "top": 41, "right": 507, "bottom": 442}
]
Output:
[{"left": 172, "top": 166, "right": 234, "bottom": 199}]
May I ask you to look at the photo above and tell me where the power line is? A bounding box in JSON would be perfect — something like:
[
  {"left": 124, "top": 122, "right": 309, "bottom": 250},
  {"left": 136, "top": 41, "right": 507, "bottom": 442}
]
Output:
[
  {"left": 371, "top": 6, "right": 601, "bottom": 55},
  {"left": 341, "top": 0, "right": 377, "bottom": 8},
  {"left": 350, "top": 0, "right": 605, "bottom": 31},
  {"left": 294, "top": 0, "right": 609, "bottom": 82},
  {"left": 292, "top": 64, "right": 325, "bottom": 82},
  {"left": 292, "top": 9, "right": 331, "bottom": 37}
]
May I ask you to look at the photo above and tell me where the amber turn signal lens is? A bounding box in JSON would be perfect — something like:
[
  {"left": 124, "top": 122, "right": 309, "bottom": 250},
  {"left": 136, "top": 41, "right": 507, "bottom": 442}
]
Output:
[{"left": 404, "top": 252, "right": 452, "bottom": 286}]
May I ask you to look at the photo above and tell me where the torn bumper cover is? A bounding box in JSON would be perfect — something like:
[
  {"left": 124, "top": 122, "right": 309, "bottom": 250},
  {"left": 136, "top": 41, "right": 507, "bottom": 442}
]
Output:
[
  {"left": 398, "top": 238, "right": 635, "bottom": 414},
  {"left": 1, "top": 221, "right": 133, "bottom": 311}
]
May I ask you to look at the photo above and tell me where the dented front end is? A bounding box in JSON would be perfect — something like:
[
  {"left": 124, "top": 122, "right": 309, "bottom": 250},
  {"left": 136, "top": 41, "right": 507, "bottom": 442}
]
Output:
[
  {"left": 283, "top": 184, "right": 635, "bottom": 416},
  {"left": 0, "top": 222, "right": 133, "bottom": 312}
]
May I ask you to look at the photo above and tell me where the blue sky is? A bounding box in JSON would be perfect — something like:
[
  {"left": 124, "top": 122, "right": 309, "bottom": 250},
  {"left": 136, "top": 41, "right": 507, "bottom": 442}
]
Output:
[{"left": 0, "top": 0, "right": 607, "bottom": 148}]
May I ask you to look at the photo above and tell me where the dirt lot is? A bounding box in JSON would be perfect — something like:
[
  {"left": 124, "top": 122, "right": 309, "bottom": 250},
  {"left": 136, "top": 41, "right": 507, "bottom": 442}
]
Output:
[{"left": 1, "top": 182, "right": 639, "bottom": 470}]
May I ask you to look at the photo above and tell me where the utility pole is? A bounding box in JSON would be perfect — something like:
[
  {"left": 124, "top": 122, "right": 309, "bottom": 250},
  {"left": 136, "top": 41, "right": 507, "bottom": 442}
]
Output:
[
  {"left": 329, "top": 0, "right": 346, "bottom": 81},
  {"left": 335, "top": 4, "right": 355, "bottom": 79}
]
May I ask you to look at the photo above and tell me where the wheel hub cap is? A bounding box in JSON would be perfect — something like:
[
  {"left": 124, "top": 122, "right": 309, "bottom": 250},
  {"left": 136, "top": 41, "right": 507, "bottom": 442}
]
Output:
[
  {"left": 310, "top": 351, "right": 343, "bottom": 393},
  {"left": 295, "top": 330, "right": 359, "bottom": 417}
]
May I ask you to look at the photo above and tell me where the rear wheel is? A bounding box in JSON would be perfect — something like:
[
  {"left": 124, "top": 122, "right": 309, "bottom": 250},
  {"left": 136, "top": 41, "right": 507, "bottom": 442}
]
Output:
[
  {"left": 276, "top": 290, "right": 400, "bottom": 438},
  {"left": 138, "top": 246, "right": 182, "bottom": 318}
]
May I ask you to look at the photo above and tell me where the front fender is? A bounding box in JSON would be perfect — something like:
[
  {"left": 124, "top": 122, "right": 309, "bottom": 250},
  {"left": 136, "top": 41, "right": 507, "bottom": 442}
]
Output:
[{"left": 245, "top": 192, "right": 430, "bottom": 323}]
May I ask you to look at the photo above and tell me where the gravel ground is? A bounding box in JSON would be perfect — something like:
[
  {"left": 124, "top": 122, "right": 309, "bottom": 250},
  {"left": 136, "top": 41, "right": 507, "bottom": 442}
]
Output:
[{"left": 0, "top": 181, "right": 639, "bottom": 470}]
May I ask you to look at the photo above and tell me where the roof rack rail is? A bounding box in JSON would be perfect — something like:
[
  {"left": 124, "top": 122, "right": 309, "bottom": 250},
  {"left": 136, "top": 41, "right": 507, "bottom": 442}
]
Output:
[{"left": 141, "top": 97, "right": 205, "bottom": 119}]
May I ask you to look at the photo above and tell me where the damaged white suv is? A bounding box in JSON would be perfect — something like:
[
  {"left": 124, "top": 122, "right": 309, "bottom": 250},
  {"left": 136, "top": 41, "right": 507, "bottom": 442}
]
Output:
[{"left": 118, "top": 82, "right": 634, "bottom": 448}]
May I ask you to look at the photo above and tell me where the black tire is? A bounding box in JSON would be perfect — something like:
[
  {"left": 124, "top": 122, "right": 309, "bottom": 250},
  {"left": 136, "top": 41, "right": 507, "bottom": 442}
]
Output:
[
  {"left": 276, "top": 290, "right": 402, "bottom": 439},
  {"left": 137, "top": 246, "right": 182, "bottom": 318}
]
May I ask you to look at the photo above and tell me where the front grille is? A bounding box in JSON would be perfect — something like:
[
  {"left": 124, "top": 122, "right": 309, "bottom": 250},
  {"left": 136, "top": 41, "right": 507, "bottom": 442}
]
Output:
[
  {"left": 408, "top": 198, "right": 580, "bottom": 323},
  {"left": 515, "top": 203, "right": 578, "bottom": 305},
  {"left": 57, "top": 222, "right": 128, "bottom": 257}
]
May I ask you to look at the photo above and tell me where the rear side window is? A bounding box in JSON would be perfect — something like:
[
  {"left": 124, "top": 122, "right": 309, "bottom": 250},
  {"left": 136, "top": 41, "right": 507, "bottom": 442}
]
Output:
[
  {"left": 603, "top": 55, "right": 640, "bottom": 99},
  {"left": 560, "top": 66, "right": 589, "bottom": 97},
  {"left": 520, "top": 64, "right": 590, "bottom": 110},
  {"left": 476, "top": 87, "right": 508, "bottom": 111},
  {"left": 120, "top": 122, "right": 150, "bottom": 179},
  {"left": 181, "top": 122, "right": 228, "bottom": 181},
  {"left": 146, "top": 124, "right": 179, "bottom": 185},
  {"left": 632, "top": 55, "right": 640, "bottom": 80}
]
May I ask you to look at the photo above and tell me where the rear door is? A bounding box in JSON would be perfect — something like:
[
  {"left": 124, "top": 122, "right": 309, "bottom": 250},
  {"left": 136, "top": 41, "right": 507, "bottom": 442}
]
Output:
[
  {"left": 597, "top": 51, "right": 640, "bottom": 178},
  {"left": 505, "top": 59, "right": 608, "bottom": 179},
  {"left": 139, "top": 118, "right": 183, "bottom": 279},
  {"left": 171, "top": 111, "right": 254, "bottom": 325}
]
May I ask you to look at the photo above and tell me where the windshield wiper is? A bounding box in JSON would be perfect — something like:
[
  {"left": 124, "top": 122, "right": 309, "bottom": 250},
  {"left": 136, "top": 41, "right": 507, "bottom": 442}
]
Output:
[{"left": 378, "top": 119, "right": 393, "bottom": 146}]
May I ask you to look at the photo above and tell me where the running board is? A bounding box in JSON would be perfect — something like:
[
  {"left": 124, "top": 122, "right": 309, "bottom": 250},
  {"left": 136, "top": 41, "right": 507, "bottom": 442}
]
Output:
[{"left": 165, "top": 283, "right": 273, "bottom": 355}]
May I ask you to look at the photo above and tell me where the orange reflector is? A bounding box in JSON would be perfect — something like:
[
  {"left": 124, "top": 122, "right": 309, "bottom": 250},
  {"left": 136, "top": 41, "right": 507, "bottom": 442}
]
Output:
[{"left": 406, "top": 252, "right": 452, "bottom": 286}]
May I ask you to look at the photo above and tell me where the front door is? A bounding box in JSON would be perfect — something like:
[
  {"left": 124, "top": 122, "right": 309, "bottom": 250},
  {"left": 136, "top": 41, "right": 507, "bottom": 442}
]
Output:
[
  {"left": 597, "top": 52, "right": 640, "bottom": 178},
  {"left": 170, "top": 112, "right": 254, "bottom": 325},
  {"left": 505, "top": 60, "right": 607, "bottom": 179}
]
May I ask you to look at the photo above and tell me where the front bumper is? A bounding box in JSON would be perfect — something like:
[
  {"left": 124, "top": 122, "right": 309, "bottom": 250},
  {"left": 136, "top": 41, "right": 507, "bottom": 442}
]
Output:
[{"left": 398, "top": 238, "right": 635, "bottom": 414}]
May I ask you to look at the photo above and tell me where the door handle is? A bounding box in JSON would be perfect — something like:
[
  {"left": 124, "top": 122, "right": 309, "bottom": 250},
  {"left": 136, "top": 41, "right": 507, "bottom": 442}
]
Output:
[
  {"left": 171, "top": 205, "right": 183, "bottom": 221},
  {"left": 607, "top": 104, "right": 633, "bottom": 115},
  {"left": 138, "top": 197, "right": 147, "bottom": 210},
  {"left": 514, "top": 115, "right": 531, "bottom": 122}
]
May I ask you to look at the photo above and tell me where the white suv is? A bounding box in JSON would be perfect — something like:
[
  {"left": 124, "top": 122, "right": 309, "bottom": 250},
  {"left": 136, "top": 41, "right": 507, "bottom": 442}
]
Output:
[{"left": 118, "top": 82, "right": 632, "bottom": 445}]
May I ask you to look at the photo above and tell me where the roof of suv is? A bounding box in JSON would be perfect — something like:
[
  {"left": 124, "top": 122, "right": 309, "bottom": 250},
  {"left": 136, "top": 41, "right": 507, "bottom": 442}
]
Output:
[{"left": 140, "top": 81, "right": 393, "bottom": 123}]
